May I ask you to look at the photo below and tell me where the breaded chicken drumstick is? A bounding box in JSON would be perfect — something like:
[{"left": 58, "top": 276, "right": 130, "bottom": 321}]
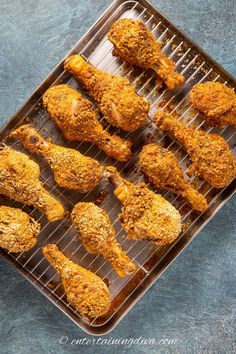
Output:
[
  {"left": 104, "top": 166, "right": 182, "bottom": 245},
  {"left": 72, "top": 202, "right": 136, "bottom": 277},
  {"left": 43, "top": 244, "right": 110, "bottom": 318},
  {"left": 0, "top": 206, "right": 40, "bottom": 253},
  {"left": 190, "top": 82, "right": 236, "bottom": 128},
  {"left": 154, "top": 111, "right": 236, "bottom": 188},
  {"left": 139, "top": 143, "right": 208, "bottom": 212},
  {"left": 64, "top": 55, "right": 149, "bottom": 132},
  {"left": 43, "top": 84, "right": 132, "bottom": 162},
  {"left": 11, "top": 125, "right": 101, "bottom": 192},
  {"left": 0, "top": 148, "right": 65, "bottom": 221},
  {"left": 108, "top": 19, "right": 185, "bottom": 90}
]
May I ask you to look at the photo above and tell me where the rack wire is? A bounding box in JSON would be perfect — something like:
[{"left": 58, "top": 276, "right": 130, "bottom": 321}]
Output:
[{"left": 0, "top": 0, "right": 235, "bottom": 334}]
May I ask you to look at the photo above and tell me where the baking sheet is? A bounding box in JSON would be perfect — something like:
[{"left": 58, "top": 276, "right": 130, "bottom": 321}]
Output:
[{"left": 0, "top": 0, "right": 235, "bottom": 335}]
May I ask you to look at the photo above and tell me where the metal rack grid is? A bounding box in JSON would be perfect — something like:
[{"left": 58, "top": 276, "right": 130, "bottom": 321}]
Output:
[{"left": 0, "top": 0, "right": 235, "bottom": 334}]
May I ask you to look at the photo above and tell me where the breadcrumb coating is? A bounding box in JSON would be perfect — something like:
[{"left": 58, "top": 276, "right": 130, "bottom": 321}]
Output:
[
  {"left": 64, "top": 55, "right": 149, "bottom": 132},
  {"left": 11, "top": 125, "right": 101, "bottom": 192},
  {"left": 43, "top": 84, "right": 132, "bottom": 162},
  {"left": 0, "top": 148, "right": 65, "bottom": 221},
  {"left": 154, "top": 111, "right": 236, "bottom": 188},
  {"left": 139, "top": 143, "right": 208, "bottom": 212},
  {"left": 190, "top": 82, "right": 236, "bottom": 128},
  {"left": 0, "top": 206, "right": 40, "bottom": 253},
  {"left": 104, "top": 166, "right": 182, "bottom": 245},
  {"left": 43, "top": 244, "right": 110, "bottom": 318},
  {"left": 71, "top": 202, "right": 136, "bottom": 277},
  {"left": 108, "top": 19, "right": 185, "bottom": 90}
]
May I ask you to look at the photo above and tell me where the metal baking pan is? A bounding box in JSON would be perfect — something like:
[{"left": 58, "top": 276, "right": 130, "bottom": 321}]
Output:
[{"left": 0, "top": 0, "right": 235, "bottom": 335}]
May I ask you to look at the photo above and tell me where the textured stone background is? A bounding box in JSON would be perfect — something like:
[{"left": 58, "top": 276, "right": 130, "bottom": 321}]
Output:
[{"left": 0, "top": 0, "right": 235, "bottom": 353}]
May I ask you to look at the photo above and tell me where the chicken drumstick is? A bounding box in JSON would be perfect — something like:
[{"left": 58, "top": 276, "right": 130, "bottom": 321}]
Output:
[
  {"left": 0, "top": 148, "right": 65, "bottom": 221},
  {"left": 190, "top": 82, "right": 236, "bottom": 128},
  {"left": 0, "top": 206, "right": 40, "bottom": 253},
  {"left": 104, "top": 166, "right": 181, "bottom": 245},
  {"left": 11, "top": 125, "right": 101, "bottom": 192},
  {"left": 43, "top": 84, "right": 132, "bottom": 162},
  {"left": 108, "top": 19, "right": 185, "bottom": 90},
  {"left": 64, "top": 55, "right": 149, "bottom": 132},
  {"left": 139, "top": 143, "right": 208, "bottom": 212},
  {"left": 154, "top": 111, "right": 236, "bottom": 188},
  {"left": 71, "top": 202, "right": 136, "bottom": 277},
  {"left": 43, "top": 244, "right": 110, "bottom": 318}
]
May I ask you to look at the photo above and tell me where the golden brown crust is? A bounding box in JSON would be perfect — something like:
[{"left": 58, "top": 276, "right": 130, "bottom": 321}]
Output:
[
  {"left": 0, "top": 148, "right": 65, "bottom": 221},
  {"left": 43, "top": 84, "right": 132, "bottom": 162},
  {"left": 99, "top": 75, "right": 149, "bottom": 132},
  {"left": 71, "top": 202, "right": 136, "bottom": 277},
  {"left": 104, "top": 166, "right": 182, "bottom": 244},
  {"left": 0, "top": 206, "right": 40, "bottom": 253},
  {"left": 139, "top": 143, "right": 208, "bottom": 212},
  {"left": 190, "top": 82, "right": 236, "bottom": 128},
  {"left": 64, "top": 55, "right": 149, "bottom": 132},
  {"left": 11, "top": 125, "right": 101, "bottom": 192},
  {"left": 71, "top": 203, "right": 136, "bottom": 277},
  {"left": 43, "top": 244, "right": 110, "bottom": 318},
  {"left": 109, "top": 19, "right": 162, "bottom": 68},
  {"left": 108, "top": 19, "right": 185, "bottom": 90},
  {"left": 154, "top": 111, "right": 236, "bottom": 188},
  {"left": 119, "top": 184, "right": 181, "bottom": 244}
]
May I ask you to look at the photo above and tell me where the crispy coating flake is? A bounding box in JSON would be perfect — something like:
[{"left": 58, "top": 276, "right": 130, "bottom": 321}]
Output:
[
  {"left": 108, "top": 19, "right": 185, "bottom": 90},
  {"left": 190, "top": 82, "right": 236, "bottom": 128},
  {"left": 43, "top": 84, "right": 132, "bottom": 162},
  {"left": 0, "top": 206, "right": 40, "bottom": 253},
  {"left": 64, "top": 55, "right": 149, "bottom": 132},
  {"left": 10, "top": 125, "right": 101, "bottom": 192},
  {"left": 154, "top": 111, "right": 236, "bottom": 188},
  {"left": 71, "top": 202, "right": 136, "bottom": 277},
  {"left": 0, "top": 148, "right": 65, "bottom": 221},
  {"left": 139, "top": 143, "right": 208, "bottom": 212},
  {"left": 104, "top": 166, "right": 182, "bottom": 245},
  {"left": 43, "top": 244, "right": 110, "bottom": 318}
]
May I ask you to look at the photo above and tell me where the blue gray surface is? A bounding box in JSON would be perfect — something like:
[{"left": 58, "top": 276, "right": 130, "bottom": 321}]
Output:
[{"left": 0, "top": 0, "right": 235, "bottom": 353}]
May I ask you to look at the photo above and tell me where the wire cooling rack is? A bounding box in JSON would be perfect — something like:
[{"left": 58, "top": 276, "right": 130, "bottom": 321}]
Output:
[{"left": 0, "top": 0, "right": 235, "bottom": 334}]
